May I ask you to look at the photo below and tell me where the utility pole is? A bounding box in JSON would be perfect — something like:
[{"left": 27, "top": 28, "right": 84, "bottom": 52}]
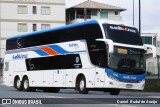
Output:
[
  {"left": 133, "top": 0, "right": 134, "bottom": 26},
  {"left": 139, "top": 0, "right": 141, "bottom": 35}
]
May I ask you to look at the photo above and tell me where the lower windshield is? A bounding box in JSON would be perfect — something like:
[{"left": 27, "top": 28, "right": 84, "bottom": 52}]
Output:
[{"left": 109, "top": 47, "right": 145, "bottom": 75}]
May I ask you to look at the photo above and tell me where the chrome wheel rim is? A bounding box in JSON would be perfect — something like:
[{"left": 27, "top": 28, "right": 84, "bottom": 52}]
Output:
[
  {"left": 16, "top": 79, "right": 21, "bottom": 88},
  {"left": 80, "top": 80, "right": 85, "bottom": 91},
  {"left": 24, "top": 80, "right": 29, "bottom": 90}
]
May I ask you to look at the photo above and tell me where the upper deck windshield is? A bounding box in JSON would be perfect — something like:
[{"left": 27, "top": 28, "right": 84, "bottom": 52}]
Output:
[{"left": 103, "top": 24, "right": 143, "bottom": 46}]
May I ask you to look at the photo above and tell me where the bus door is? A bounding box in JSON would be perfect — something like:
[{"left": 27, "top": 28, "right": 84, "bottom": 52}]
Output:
[
  {"left": 53, "top": 70, "right": 65, "bottom": 87},
  {"left": 3, "top": 61, "right": 13, "bottom": 86},
  {"left": 65, "top": 69, "right": 73, "bottom": 87}
]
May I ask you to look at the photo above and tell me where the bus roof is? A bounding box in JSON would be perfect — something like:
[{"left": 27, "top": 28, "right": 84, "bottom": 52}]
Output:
[{"left": 6, "top": 20, "right": 99, "bottom": 40}]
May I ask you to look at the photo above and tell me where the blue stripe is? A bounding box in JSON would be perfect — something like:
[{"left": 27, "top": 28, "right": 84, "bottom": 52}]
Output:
[
  {"left": 49, "top": 45, "right": 71, "bottom": 54},
  {"left": 7, "top": 20, "right": 98, "bottom": 40},
  {"left": 33, "top": 50, "right": 49, "bottom": 56},
  {"left": 105, "top": 69, "right": 145, "bottom": 81},
  {"left": 49, "top": 45, "right": 86, "bottom": 54}
]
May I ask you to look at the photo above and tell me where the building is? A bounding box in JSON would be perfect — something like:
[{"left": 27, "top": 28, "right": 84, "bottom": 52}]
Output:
[
  {"left": 66, "top": 0, "right": 126, "bottom": 24},
  {"left": 141, "top": 33, "right": 159, "bottom": 74},
  {"left": 0, "top": 0, "right": 65, "bottom": 58},
  {"left": 141, "top": 33, "right": 158, "bottom": 46}
]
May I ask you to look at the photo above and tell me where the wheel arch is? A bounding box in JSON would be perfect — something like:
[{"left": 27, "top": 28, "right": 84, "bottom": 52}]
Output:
[
  {"left": 22, "top": 75, "right": 28, "bottom": 81},
  {"left": 75, "top": 73, "right": 85, "bottom": 89}
]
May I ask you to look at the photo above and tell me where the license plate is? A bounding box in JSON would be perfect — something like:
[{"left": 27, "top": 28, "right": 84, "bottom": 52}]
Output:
[{"left": 126, "top": 84, "right": 133, "bottom": 88}]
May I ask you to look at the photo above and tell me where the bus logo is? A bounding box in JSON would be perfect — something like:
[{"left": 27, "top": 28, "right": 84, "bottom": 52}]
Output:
[
  {"left": 69, "top": 43, "right": 78, "bottom": 47},
  {"left": 13, "top": 54, "right": 28, "bottom": 60},
  {"left": 123, "top": 76, "right": 136, "bottom": 80},
  {"left": 75, "top": 57, "right": 80, "bottom": 63},
  {"left": 109, "top": 25, "right": 136, "bottom": 33}
]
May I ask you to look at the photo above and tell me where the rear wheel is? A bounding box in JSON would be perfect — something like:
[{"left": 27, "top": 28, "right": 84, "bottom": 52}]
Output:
[
  {"left": 109, "top": 89, "right": 120, "bottom": 95},
  {"left": 15, "top": 77, "right": 23, "bottom": 91},
  {"left": 77, "top": 76, "right": 88, "bottom": 94},
  {"left": 23, "top": 77, "right": 35, "bottom": 92}
]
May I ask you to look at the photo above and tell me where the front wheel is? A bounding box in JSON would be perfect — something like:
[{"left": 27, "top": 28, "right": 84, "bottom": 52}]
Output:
[{"left": 77, "top": 76, "right": 88, "bottom": 94}]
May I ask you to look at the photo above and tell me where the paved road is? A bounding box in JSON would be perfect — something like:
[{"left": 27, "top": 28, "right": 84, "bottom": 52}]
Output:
[{"left": 0, "top": 83, "right": 160, "bottom": 107}]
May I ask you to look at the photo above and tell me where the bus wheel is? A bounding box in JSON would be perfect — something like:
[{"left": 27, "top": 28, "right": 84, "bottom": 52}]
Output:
[
  {"left": 23, "top": 77, "right": 35, "bottom": 92},
  {"left": 77, "top": 76, "right": 88, "bottom": 94},
  {"left": 109, "top": 89, "right": 120, "bottom": 95},
  {"left": 15, "top": 77, "right": 23, "bottom": 91}
]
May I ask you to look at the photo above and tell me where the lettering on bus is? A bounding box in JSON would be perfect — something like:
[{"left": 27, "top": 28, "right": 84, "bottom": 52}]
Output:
[
  {"left": 109, "top": 25, "right": 136, "bottom": 33},
  {"left": 13, "top": 54, "right": 28, "bottom": 60},
  {"left": 69, "top": 43, "right": 78, "bottom": 47}
]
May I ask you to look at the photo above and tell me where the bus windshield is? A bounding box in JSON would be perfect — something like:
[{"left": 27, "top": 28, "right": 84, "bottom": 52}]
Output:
[
  {"left": 109, "top": 46, "right": 145, "bottom": 75},
  {"left": 103, "top": 24, "right": 143, "bottom": 46}
]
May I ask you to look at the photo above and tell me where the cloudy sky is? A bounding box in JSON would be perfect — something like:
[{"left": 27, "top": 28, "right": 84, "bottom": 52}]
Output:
[{"left": 66, "top": 0, "right": 160, "bottom": 39}]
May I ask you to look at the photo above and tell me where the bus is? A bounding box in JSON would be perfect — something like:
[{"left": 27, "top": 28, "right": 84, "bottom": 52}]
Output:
[{"left": 3, "top": 20, "right": 156, "bottom": 95}]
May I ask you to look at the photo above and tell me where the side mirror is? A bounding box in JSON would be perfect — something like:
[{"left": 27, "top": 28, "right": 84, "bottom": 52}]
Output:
[
  {"left": 96, "top": 39, "right": 114, "bottom": 53},
  {"left": 144, "top": 44, "right": 156, "bottom": 58}
]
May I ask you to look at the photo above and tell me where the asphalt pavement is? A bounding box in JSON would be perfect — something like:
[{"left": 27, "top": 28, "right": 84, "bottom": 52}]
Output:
[{"left": 0, "top": 83, "right": 160, "bottom": 107}]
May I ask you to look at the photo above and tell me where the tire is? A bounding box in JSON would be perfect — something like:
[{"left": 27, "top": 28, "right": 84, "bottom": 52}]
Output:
[
  {"left": 77, "top": 76, "right": 88, "bottom": 94},
  {"left": 23, "top": 77, "right": 35, "bottom": 92},
  {"left": 15, "top": 77, "right": 23, "bottom": 91},
  {"left": 109, "top": 89, "right": 120, "bottom": 95}
]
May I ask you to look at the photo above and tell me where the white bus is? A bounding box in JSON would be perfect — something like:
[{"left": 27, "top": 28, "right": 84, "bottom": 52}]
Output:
[{"left": 3, "top": 20, "right": 156, "bottom": 95}]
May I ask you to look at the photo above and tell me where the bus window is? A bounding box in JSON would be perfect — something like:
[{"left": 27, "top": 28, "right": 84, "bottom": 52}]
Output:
[
  {"left": 87, "top": 41, "right": 108, "bottom": 67},
  {"left": 4, "top": 62, "right": 9, "bottom": 71},
  {"left": 25, "top": 54, "right": 82, "bottom": 71}
]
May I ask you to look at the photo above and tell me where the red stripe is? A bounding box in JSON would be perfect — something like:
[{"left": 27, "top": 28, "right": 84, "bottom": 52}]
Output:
[{"left": 40, "top": 47, "right": 59, "bottom": 55}]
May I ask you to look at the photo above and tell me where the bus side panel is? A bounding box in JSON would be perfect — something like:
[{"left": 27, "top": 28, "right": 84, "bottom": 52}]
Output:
[
  {"left": 53, "top": 70, "right": 65, "bottom": 87},
  {"left": 72, "top": 68, "right": 96, "bottom": 88},
  {"left": 43, "top": 70, "right": 54, "bottom": 87},
  {"left": 3, "top": 61, "right": 14, "bottom": 86},
  {"left": 29, "top": 71, "right": 43, "bottom": 87},
  {"left": 94, "top": 68, "right": 105, "bottom": 88},
  {"left": 65, "top": 69, "right": 73, "bottom": 87}
]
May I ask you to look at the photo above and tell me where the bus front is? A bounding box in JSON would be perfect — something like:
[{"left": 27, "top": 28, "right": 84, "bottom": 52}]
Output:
[{"left": 98, "top": 24, "right": 146, "bottom": 91}]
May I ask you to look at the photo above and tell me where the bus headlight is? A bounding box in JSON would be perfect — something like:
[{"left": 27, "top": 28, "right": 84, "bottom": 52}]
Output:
[{"left": 107, "top": 74, "right": 119, "bottom": 81}]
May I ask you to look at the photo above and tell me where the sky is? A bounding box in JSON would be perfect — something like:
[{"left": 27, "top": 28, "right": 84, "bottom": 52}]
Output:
[{"left": 66, "top": 0, "right": 160, "bottom": 40}]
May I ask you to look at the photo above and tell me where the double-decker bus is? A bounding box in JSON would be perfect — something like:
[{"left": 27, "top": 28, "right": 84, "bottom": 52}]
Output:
[{"left": 3, "top": 20, "right": 156, "bottom": 95}]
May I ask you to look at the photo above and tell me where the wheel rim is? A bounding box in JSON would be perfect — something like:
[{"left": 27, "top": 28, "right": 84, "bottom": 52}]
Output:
[
  {"left": 16, "top": 79, "right": 21, "bottom": 88},
  {"left": 24, "top": 80, "right": 29, "bottom": 90},
  {"left": 80, "top": 79, "right": 85, "bottom": 91}
]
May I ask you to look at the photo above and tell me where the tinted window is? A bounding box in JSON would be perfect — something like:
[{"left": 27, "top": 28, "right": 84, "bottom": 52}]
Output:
[
  {"left": 103, "top": 24, "right": 143, "bottom": 46},
  {"left": 25, "top": 54, "right": 82, "bottom": 71},
  {"left": 87, "top": 41, "right": 108, "bottom": 67},
  {"left": 6, "top": 24, "right": 103, "bottom": 50}
]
